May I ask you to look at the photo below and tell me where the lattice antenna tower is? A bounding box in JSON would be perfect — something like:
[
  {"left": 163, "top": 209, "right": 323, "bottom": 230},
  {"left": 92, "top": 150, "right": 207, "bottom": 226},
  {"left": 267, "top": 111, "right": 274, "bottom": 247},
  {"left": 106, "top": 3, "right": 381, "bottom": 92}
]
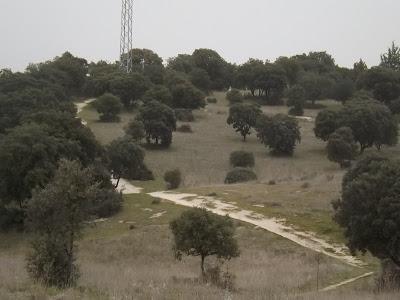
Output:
[{"left": 120, "top": 0, "right": 133, "bottom": 73}]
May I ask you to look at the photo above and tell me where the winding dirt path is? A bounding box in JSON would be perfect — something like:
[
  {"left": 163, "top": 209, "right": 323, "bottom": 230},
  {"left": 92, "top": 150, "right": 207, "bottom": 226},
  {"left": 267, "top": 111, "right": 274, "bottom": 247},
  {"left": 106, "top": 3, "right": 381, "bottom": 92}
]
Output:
[{"left": 148, "top": 191, "right": 365, "bottom": 268}]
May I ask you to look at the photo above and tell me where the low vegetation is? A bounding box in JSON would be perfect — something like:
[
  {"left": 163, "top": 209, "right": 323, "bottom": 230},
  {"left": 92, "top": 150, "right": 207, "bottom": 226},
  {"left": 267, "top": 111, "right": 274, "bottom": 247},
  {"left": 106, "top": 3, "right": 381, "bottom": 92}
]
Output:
[
  {"left": 164, "top": 169, "right": 182, "bottom": 189},
  {"left": 229, "top": 151, "right": 255, "bottom": 168},
  {"left": 225, "top": 168, "right": 257, "bottom": 184}
]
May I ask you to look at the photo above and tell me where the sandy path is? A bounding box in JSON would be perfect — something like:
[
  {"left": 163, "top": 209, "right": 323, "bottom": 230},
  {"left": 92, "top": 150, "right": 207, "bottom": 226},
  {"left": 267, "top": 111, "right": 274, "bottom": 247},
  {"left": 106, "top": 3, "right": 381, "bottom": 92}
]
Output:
[
  {"left": 320, "top": 271, "right": 374, "bottom": 291},
  {"left": 148, "top": 191, "right": 366, "bottom": 268},
  {"left": 76, "top": 99, "right": 95, "bottom": 114},
  {"left": 111, "top": 178, "right": 143, "bottom": 194}
]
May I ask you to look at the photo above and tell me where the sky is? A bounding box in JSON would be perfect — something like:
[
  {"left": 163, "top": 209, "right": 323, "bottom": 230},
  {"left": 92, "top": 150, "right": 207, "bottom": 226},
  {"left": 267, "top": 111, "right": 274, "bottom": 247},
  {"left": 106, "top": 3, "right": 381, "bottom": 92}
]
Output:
[{"left": 1, "top": 0, "right": 400, "bottom": 71}]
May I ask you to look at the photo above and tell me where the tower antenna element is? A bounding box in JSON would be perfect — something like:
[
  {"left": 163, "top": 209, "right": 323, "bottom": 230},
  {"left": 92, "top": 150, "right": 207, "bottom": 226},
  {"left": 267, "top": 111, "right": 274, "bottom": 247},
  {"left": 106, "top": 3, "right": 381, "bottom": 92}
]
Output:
[{"left": 120, "top": 0, "right": 133, "bottom": 73}]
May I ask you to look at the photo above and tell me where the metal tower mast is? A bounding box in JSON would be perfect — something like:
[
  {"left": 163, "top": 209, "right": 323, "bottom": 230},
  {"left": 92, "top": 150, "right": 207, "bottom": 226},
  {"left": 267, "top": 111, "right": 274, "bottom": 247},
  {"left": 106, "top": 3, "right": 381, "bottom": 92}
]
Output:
[{"left": 120, "top": 0, "right": 133, "bottom": 73}]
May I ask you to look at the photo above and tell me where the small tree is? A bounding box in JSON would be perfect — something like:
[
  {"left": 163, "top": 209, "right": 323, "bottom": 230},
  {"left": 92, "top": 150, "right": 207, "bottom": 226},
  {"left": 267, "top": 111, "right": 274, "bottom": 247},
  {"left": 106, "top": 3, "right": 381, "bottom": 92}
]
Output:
[
  {"left": 26, "top": 160, "right": 100, "bottom": 288},
  {"left": 106, "top": 137, "right": 153, "bottom": 187},
  {"left": 124, "top": 119, "right": 145, "bottom": 142},
  {"left": 327, "top": 127, "right": 358, "bottom": 168},
  {"left": 226, "top": 89, "right": 243, "bottom": 104},
  {"left": 333, "top": 157, "right": 400, "bottom": 271},
  {"left": 164, "top": 169, "right": 182, "bottom": 189},
  {"left": 95, "top": 93, "right": 123, "bottom": 122},
  {"left": 256, "top": 114, "right": 301, "bottom": 155},
  {"left": 286, "top": 85, "right": 306, "bottom": 116},
  {"left": 314, "top": 109, "right": 340, "bottom": 141},
  {"left": 170, "top": 208, "right": 240, "bottom": 275},
  {"left": 230, "top": 151, "right": 255, "bottom": 168},
  {"left": 137, "top": 100, "right": 177, "bottom": 147},
  {"left": 227, "top": 103, "right": 262, "bottom": 141}
]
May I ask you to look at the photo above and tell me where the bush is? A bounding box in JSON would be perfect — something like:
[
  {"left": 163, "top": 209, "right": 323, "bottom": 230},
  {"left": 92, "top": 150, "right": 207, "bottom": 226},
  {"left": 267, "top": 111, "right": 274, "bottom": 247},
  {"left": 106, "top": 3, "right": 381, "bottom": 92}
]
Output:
[
  {"left": 175, "top": 108, "right": 194, "bottom": 122},
  {"left": 164, "top": 169, "right": 182, "bottom": 189},
  {"left": 229, "top": 151, "right": 255, "bottom": 168},
  {"left": 224, "top": 168, "right": 257, "bottom": 184},
  {"left": 89, "top": 189, "right": 123, "bottom": 218},
  {"left": 207, "top": 97, "right": 217, "bottom": 104},
  {"left": 177, "top": 124, "right": 193, "bottom": 133},
  {"left": 226, "top": 89, "right": 243, "bottom": 104}
]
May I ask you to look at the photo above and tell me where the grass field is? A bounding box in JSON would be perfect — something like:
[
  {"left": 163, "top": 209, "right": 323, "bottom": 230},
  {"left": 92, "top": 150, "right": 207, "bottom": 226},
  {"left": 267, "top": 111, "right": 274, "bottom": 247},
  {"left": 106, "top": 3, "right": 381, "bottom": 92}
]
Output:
[
  {"left": 0, "top": 193, "right": 378, "bottom": 300},
  {"left": 1, "top": 92, "right": 399, "bottom": 299}
]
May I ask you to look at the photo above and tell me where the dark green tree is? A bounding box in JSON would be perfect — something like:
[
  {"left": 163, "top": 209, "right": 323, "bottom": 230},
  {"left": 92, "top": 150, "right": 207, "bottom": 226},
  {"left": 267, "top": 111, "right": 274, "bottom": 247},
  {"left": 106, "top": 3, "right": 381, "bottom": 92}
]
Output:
[
  {"left": 333, "top": 157, "right": 400, "bottom": 269},
  {"left": 109, "top": 73, "right": 150, "bottom": 108},
  {"left": 227, "top": 103, "right": 262, "bottom": 141},
  {"left": 357, "top": 67, "right": 400, "bottom": 105},
  {"left": 256, "top": 114, "right": 301, "bottom": 155},
  {"left": 142, "top": 85, "right": 173, "bottom": 106},
  {"left": 314, "top": 109, "right": 340, "bottom": 141},
  {"left": 170, "top": 208, "right": 240, "bottom": 275},
  {"left": 380, "top": 42, "right": 400, "bottom": 71},
  {"left": 26, "top": 160, "right": 100, "bottom": 288},
  {"left": 327, "top": 127, "right": 358, "bottom": 168},
  {"left": 106, "top": 138, "right": 153, "bottom": 187},
  {"left": 169, "top": 81, "right": 205, "bottom": 109},
  {"left": 124, "top": 119, "right": 145, "bottom": 142},
  {"left": 94, "top": 93, "right": 123, "bottom": 122},
  {"left": 189, "top": 68, "right": 212, "bottom": 93},
  {"left": 286, "top": 85, "right": 306, "bottom": 116},
  {"left": 299, "top": 73, "right": 334, "bottom": 105},
  {"left": 137, "top": 100, "right": 177, "bottom": 147}
]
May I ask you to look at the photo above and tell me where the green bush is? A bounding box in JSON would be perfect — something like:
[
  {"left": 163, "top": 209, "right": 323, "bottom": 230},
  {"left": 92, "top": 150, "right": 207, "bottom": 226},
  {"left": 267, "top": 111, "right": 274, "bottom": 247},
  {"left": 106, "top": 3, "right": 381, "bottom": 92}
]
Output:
[
  {"left": 230, "top": 151, "right": 255, "bottom": 168},
  {"left": 224, "top": 168, "right": 257, "bottom": 184},
  {"left": 175, "top": 108, "right": 195, "bottom": 122},
  {"left": 89, "top": 189, "right": 123, "bottom": 218},
  {"left": 164, "top": 169, "right": 182, "bottom": 189}
]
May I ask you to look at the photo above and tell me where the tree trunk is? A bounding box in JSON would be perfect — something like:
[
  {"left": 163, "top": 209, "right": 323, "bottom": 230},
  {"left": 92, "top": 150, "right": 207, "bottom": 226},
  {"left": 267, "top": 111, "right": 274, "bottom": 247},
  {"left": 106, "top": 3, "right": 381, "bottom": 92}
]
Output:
[
  {"left": 243, "top": 134, "right": 247, "bottom": 142},
  {"left": 114, "top": 176, "right": 121, "bottom": 188},
  {"left": 201, "top": 255, "right": 205, "bottom": 276}
]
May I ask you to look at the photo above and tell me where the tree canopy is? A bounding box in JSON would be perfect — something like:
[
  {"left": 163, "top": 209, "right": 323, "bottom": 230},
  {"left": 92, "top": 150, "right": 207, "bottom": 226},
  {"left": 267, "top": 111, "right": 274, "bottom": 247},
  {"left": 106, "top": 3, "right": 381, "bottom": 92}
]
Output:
[
  {"left": 256, "top": 114, "right": 301, "bottom": 155},
  {"left": 333, "top": 157, "right": 400, "bottom": 268},
  {"left": 137, "top": 100, "right": 177, "bottom": 147},
  {"left": 227, "top": 103, "right": 262, "bottom": 141},
  {"left": 170, "top": 208, "right": 240, "bottom": 275}
]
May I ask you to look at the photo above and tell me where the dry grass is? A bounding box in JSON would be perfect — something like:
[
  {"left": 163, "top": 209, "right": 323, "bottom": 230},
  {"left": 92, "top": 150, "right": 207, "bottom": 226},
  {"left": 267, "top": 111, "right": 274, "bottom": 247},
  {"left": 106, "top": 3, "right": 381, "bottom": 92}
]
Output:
[{"left": 0, "top": 222, "right": 367, "bottom": 299}]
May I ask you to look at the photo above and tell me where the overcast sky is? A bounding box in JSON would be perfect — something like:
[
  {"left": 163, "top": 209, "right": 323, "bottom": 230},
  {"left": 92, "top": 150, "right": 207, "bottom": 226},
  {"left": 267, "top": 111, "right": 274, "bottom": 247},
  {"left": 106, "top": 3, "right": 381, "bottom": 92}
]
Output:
[{"left": 1, "top": 0, "right": 399, "bottom": 71}]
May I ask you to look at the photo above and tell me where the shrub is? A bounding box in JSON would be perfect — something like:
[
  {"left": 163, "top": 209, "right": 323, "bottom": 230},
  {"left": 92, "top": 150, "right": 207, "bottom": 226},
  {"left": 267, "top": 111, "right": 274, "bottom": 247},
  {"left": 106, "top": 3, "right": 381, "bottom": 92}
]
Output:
[
  {"left": 230, "top": 151, "right": 255, "bottom": 168},
  {"left": 226, "top": 89, "right": 243, "bottom": 104},
  {"left": 224, "top": 168, "right": 257, "bottom": 184},
  {"left": 89, "top": 189, "right": 123, "bottom": 218},
  {"left": 175, "top": 109, "right": 195, "bottom": 122},
  {"left": 164, "top": 169, "right": 182, "bottom": 189},
  {"left": 207, "top": 97, "right": 217, "bottom": 104},
  {"left": 177, "top": 124, "right": 193, "bottom": 133}
]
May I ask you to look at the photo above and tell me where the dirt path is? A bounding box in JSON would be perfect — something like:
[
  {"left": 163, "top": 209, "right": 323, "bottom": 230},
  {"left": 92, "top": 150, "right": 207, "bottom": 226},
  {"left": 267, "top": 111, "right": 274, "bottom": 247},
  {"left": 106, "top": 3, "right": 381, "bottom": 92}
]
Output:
[{"left": 148, "top": 191, "right": 365, "bottom": 268}]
